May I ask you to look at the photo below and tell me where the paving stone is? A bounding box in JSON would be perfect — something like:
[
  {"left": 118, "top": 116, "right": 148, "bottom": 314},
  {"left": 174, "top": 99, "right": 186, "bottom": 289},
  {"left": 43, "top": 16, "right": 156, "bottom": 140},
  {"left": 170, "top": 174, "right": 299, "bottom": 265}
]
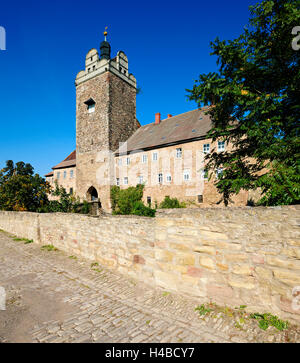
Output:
[{"left": 0, "top": 231, "right": 299, "bottom": 344}]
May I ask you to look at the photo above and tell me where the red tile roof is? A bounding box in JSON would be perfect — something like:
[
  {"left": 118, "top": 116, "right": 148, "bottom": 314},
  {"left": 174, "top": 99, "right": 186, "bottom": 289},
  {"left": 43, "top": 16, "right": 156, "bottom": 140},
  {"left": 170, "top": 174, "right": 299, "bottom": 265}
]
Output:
[
  {"left": 117, "top": 108, "right": 212, "bottom": 154},
  {"left": 52, "top": 150, "right": 76, "bottom": 170}
]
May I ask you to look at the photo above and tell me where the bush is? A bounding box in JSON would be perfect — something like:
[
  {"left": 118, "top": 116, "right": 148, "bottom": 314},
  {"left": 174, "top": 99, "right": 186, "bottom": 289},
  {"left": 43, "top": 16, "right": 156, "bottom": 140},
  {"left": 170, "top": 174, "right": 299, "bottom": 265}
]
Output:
[
  {"left": 159, "top": 196, "right": 186, "bottom": 209},
  {"left": 111, "top": 184, "right": 155, "bottom": 217},
  {"left": 132, "top": 201, "right": 156, "bottom": 217},
  {"left": 39, "top": 182, "right": 90, "bottom": 214}
]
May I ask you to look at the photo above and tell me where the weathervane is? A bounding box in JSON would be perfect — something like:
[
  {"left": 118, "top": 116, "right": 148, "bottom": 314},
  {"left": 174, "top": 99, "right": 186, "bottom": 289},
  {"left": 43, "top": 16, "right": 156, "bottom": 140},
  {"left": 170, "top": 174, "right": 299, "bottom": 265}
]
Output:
[{"left": 104, "top": 26, "right": 108, "bottom": 41}]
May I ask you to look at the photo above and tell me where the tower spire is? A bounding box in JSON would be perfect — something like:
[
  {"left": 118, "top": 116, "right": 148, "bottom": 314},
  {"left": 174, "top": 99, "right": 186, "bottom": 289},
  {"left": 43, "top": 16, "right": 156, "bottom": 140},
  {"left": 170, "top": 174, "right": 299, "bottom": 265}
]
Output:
[
  {"left": 104, "top": 26, "right": 108, "bottom": 41},
  {"left": 100, "top": 27, "right": 111, "bottom": 60}
]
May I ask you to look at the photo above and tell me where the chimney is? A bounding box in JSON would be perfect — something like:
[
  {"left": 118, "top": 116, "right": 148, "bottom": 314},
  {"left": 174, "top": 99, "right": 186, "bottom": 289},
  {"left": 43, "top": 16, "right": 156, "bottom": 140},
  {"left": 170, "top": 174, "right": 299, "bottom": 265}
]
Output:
[
  {"left": 167, "top": 114, "right": 172, "bottom": 118},
  {"left": 155, "top": 113, "right": 161, "bottom": 125}
]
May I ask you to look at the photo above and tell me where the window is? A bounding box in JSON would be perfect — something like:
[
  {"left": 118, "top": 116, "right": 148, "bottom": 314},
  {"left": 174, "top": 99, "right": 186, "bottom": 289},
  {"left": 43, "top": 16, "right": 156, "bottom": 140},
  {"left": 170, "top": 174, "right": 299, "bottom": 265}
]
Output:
[
  {"left": 70, "top": 170, "right": 74, "bottom": 178},
  {"left": 203, "top": 144, "right": 210, "bottom": 154},
  {"left": 126, "top": 157, "right": 130, "bottom": 165},
  {"left": 216, "top": 168, "right": 223, "bottom": 179},
  {"left": 57, "top": 172, "right": 60, "bottom": 179},
  {"left": 63, "top": 171, "right": 67, "bottom": 179},
  {"left": 124, "top": 177, "right": 128, "bottom": 185},
  {"left": 93, "top": 65, "right": 95, "bottom": 71},
  {"left": 166, "top": 173, "right": 172, "bottom": 183},
  {"left": 176, "top": 148, "right": 182, "bottom": 158},
  {"left": 116, "top": 178, "right": 120, "bottom": 186},
  {"left": 218, "top": 141, "right": 225, "bottom": 152},
  {"left": 158, "top": 173, "right": 163, "bottom": 184},
  {"left": 118, "top": 158, "right": 122, "bottom": 166},
  {"left": 183, "top": 170, "right": 190, "bottom": 181},
  {"left": 152, "top": 152, "right": 158, "bottom": 162},
  {"left": 198, "top": 195, "right": 203, "bottom": 203},
  {"left": 88, "top": 103, "right": 95, "bottom": 113},
  {"left": 138, "top": 175, "right": 143, "bottom": 184},
  {"left": 201, "top": 169, "right": 208, "bottom": 180},
  {"left": 70, "top": 188, "right": 73, "bottom": 195},
  {"left": 142, "top": 154, "right": 147, "bottom": 164},
  {"left": 147, "top": 196, "right": 151, "bottom": 206}
]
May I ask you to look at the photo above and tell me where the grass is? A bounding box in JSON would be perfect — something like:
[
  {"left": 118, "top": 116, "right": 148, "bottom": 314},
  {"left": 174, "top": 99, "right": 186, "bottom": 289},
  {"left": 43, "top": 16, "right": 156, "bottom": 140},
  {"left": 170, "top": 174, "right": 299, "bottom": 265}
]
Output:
[
  {"left": 195, "top": 304, "right": 213, "bottom": 316},
  {"left": 13, "top": 237, "right": 33, "bottom": 244},
  {"left": 41, "top": 244, "right": 58, "bottom": 252},
  {"left": 250, "top": 312, "right": 289, "bottom": 331},
  {"left": 90, "top": 262, "right": 103, "bottom": 273},
  {"left": 69, "top": 255, "right": 77, "bottom": 260},
  {"left": 194, "top": 301, "right": 291, "bottom": 334}
]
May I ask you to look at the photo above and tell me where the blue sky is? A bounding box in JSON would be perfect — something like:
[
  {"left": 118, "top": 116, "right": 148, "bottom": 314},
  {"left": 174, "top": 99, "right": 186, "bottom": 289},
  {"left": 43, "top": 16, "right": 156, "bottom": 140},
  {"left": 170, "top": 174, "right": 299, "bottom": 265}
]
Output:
[{"left": 0, "top": 0, "right": 257, "bottom": 176}]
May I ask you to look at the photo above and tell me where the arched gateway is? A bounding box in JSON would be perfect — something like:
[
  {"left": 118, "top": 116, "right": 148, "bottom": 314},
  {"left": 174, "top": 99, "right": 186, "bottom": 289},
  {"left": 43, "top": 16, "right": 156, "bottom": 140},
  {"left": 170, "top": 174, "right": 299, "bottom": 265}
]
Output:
[{"left": 86, "top": 186, "right": 98, "bottom": 202}]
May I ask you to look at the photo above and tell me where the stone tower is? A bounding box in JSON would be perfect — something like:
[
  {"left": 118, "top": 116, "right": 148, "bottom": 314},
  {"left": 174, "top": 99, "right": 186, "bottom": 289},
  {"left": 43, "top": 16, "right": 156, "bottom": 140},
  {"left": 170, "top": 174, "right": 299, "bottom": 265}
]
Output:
[{"left": 75, "top": 33, "right": 138, "bottom": 211}]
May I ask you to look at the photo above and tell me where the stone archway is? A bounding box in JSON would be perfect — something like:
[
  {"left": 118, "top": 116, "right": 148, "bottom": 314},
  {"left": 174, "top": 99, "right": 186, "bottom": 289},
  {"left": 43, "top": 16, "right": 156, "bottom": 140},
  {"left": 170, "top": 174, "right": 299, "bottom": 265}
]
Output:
[{"left": 86, "top": 186, "right": 98, "bottom": 202}]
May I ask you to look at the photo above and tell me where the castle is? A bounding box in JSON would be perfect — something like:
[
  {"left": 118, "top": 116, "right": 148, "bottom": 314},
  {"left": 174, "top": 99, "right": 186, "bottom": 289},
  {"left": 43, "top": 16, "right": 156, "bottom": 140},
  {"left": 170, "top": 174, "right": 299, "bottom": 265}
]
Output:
[{"left": 45, "top": 33, "right": 249, "bottom": 212}]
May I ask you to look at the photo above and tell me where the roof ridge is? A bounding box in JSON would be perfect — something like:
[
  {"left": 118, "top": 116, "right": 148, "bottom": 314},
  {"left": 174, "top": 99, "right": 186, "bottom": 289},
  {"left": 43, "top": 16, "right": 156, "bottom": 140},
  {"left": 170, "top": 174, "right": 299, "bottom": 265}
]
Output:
[
  {"left": 136, "top": 108, "right": 202, "bottom": 130},
  {"left": 160, "top": 108, "right": 201, "bottom": 122}
]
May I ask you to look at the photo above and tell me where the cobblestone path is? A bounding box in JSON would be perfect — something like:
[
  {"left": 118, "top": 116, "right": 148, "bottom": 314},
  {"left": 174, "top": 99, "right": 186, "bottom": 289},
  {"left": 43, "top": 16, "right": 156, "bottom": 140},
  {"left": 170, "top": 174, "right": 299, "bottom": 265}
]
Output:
[{"left": 0, "top": 231, "right": 299, "bottom": 343}]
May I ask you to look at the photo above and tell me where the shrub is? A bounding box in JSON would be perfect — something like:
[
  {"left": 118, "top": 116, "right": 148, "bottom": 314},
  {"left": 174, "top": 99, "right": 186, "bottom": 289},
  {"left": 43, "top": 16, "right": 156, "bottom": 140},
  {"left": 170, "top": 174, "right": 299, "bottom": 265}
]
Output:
[
  {"left": 132, "top": 201, "right": 156, "bottom": 217},
  {"left": 39, "top": 182, "right": 90, "bottom": 215},
  {"left": 111, "top": 184, "right": 155, "bottom": 217},
  {"left": 159, "top": 196, "right": 186, "bottom": 209}
]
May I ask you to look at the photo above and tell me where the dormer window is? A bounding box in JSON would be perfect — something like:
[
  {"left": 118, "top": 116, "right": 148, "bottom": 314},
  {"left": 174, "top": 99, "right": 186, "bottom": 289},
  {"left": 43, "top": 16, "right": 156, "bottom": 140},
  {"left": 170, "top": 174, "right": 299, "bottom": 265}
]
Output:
[{"left": 84, "top": 98, "right": 95, "bottom": 114}]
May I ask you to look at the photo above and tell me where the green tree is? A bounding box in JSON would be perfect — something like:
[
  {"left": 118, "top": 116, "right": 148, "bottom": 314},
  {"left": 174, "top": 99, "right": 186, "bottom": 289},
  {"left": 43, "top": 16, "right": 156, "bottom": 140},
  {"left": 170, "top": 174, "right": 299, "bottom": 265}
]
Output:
[
  {"left": 111, "top": 184, "right": 155, "bottom": 216},
  {"left": 187, "top": 0, "right": 300, "bottom": 206},
  {"left": 0, "top": 160, "right": 50, "bottom": 211}
]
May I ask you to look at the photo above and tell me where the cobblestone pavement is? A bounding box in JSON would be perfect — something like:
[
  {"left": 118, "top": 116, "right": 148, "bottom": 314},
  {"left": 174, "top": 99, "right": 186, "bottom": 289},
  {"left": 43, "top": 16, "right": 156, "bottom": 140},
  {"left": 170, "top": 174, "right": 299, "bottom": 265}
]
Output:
[{"left": 0, "top": 231, "right": 299, "bottom": 343}]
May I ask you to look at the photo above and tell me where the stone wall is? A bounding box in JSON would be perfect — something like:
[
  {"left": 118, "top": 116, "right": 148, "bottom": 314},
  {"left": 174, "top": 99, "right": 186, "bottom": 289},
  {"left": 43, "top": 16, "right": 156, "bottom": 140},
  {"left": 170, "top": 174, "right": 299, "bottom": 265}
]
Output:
[{"left": 0, "top": 205, "right": 299, "bottom": 324}]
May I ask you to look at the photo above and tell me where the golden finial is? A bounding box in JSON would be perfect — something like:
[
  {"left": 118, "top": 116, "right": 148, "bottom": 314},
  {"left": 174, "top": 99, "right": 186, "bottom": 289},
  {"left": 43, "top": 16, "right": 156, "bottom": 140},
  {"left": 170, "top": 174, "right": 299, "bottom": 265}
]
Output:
[{"left": 104, "top": 26, "right": 108, "bottom": 41}]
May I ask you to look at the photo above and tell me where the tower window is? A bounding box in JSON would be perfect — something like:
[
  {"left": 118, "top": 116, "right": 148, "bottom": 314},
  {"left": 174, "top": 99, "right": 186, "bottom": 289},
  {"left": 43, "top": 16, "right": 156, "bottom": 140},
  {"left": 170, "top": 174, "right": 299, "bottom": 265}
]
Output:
[
  {"left": 88, "top": 104, "right": 95, "bottom": 113},
  {"left": 84, "top": 98, "right": 96, "bottom": 114}
]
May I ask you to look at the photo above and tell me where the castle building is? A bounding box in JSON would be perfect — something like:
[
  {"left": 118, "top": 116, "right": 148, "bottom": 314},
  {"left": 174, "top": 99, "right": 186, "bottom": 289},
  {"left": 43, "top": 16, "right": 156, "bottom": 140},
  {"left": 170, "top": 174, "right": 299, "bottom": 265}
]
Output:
[{"left": 45, "top": 33, "right": 249, "bottom": 211}]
